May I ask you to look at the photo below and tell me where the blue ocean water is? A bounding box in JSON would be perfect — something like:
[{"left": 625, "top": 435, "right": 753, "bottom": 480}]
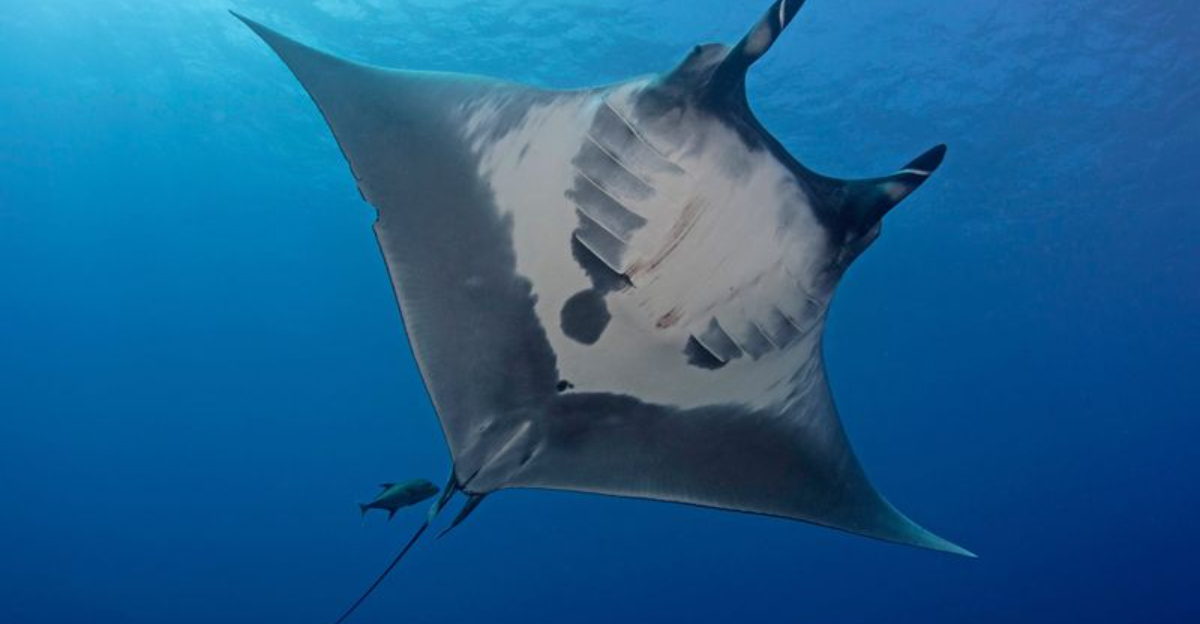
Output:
[{"left": 1, "top": 0, "right": 1197, "bottom": 622}]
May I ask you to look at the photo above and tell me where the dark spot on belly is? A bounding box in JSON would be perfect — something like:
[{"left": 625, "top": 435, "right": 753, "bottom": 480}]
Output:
[
  {"left": 684, "top": 336, "right": 726, "bottom": 370},
  {"left": 556, "top": 380, "right": 575, "bottom": 392},
  {"left": 561, "top": 289, "right": 611, "bottom": 344}
]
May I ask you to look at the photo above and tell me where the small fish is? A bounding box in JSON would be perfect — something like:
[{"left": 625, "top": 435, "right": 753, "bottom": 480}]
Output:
[{"left": 358, "top": 479, "right": 440, "bottom": 521}]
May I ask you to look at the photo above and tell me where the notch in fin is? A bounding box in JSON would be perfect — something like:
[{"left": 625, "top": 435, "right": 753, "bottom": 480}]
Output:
[
  {"left": 437, "top": 494, "right": 486, "bottom": 539},
  {"left": 837, "top": 144, "right": 947, "bottom": 234}
]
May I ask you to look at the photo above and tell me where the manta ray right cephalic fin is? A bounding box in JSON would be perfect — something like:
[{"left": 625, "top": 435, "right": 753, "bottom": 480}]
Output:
[{"left": 835, "top": 144, "right": 949, "bottom": 236}]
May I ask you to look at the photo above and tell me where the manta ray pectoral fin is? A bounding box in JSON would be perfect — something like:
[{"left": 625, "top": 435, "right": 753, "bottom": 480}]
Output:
[
  {"left": 233, "top": 11, "right": 508, "bottom": 211},
  {"left": 838, "top": 144, "right": 948, "bottom": 234},
  {"left": 504, "top": 393, "right": 974, "bottom": 558},
  {"left": 232, "top": 11, "right": 379, "bottom": 190}
]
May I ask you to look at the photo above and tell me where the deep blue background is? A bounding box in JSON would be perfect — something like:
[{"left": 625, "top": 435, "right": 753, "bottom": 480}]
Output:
[{"left": 2, "top": 1, "right": 1197, "bottom": 622}]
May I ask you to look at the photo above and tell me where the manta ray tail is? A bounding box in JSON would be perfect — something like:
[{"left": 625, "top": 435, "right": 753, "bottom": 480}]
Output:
[{"left": 330, "top": 521, "right": 430, "bottom": 624}]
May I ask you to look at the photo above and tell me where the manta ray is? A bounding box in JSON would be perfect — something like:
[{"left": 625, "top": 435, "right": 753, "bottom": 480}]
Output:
[{"left": 234, "top": 0, "right": 972, "bottom": 620}]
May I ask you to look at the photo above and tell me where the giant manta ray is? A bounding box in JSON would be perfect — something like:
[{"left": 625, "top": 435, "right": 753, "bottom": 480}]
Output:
[{"left": 235, "top": 0, "right": 972, "bottom": 620}]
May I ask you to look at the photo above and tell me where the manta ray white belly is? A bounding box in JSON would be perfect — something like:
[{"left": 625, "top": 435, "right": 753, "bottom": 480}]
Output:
[{"left": 470, "top": 82, "right": 833, "bottom": 412}]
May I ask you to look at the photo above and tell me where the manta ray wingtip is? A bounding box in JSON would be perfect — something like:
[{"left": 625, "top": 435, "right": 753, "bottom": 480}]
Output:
[
  {"left": 881, "top": 500, "right": 976, "bottom": 558},
  {"left": 228, "top": 9, "right": 263, "bottom": 32},
  {"left": 229, "top": 8, "right": 332, "bottom": 67},
  {"left": 231, "top": 10, "right": 300, "bottom": 48},
  {"left": 915, "top": 528, "right": 976, "bottom": 559},
  {"left": 230, "top": 9, "right": 293, "bottom": 55},
  {"left": 931, "top": 538, "right": 977, "bottom": 559}
]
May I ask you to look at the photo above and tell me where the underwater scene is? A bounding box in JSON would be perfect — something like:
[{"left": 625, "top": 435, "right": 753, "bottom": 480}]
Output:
[{"left": 1, "top": 0, "right": 1196, "bottom": 622}]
